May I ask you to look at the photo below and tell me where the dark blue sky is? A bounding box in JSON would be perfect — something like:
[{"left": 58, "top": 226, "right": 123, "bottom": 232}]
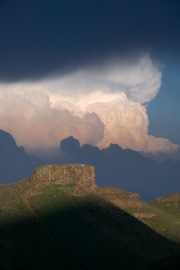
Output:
[{"left": 148, "top": 56, "right": 180, "bottom": 144}]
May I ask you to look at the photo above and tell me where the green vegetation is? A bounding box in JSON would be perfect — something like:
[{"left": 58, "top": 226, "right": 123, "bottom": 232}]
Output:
[
  {"left": 0, "top": 165, "right": 180, "bottom": 269},
  {"left": 99, "top": 187, "right": 180, "bottom": 244},
  {"left": 144, "top": 195, "right": 180, "bottom": 242}
]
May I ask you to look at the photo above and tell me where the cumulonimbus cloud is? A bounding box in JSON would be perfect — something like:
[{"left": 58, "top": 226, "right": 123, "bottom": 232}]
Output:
[{"left": 0, "top": 55, "right": 179, "bottom": 157}]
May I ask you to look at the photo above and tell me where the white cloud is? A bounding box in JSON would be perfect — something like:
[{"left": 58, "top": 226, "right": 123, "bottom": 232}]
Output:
[
  {"left": 0, "top": 54, "right": 179, "bottom": 157},
  {"left": 0, "top": 87, "right": 104, "bottom": 154},
  {"left": 47, "top": 54, "right": 161, "bottom": 104}
]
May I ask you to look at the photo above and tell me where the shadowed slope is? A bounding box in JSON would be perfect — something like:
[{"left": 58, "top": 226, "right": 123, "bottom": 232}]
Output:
[
  {"left": 0, "top": 164, "right": 180, "bottom": 269},
  {"left": 99, "top": 187, "right": 180, "bottom": 243}
]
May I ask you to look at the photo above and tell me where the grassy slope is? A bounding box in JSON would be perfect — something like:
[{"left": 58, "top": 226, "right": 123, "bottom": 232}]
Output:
[
  {"left": 0, "top": 180, "right": 180, "bottom": 269},
  {"left": 146, "top": 194, "right": 180, "bottom": 242},
  {"left": 98, "top": 187, "right": 180, "bottom": 244},
  {"left": 149, "top": 194, "right": 180, "bottom": 220}
]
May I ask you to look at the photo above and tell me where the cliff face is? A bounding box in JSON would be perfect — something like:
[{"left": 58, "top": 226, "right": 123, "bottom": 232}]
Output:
[
  {"left": 15, "top": 164, "right": 97, "bottom": 196},
  {"left": 16, "top": 164, "right": 143, "bottom": 199},
  {"left": 26, "top": 164, "right": 143, "bottom": 200},
  {"left": 31, "top": 164, "right": 95, "bottom": 187}
]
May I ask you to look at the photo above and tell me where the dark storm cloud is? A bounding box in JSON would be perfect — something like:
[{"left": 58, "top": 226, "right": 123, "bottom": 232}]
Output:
[{"left": 0, "top": 0, "right": 180, "bottom": 81}]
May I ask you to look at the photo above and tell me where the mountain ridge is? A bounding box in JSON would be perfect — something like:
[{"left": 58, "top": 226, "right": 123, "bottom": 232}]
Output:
[
  {"left": 1, "top": 164, "right": 180, "bottom": 240},
  {"left": 1, "top": 130, "right": 180, "bottom": 202},
  {"left": 0, "top": 164, "right": 180, "bottom": 269}
]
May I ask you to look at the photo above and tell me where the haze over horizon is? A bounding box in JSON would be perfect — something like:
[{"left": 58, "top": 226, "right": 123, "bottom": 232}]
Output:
[{"left": 0, "top": 0, "right": 180, "bottom": 160}]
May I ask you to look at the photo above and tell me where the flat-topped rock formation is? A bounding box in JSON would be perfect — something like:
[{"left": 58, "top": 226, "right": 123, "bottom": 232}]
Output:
[
  {"left": 30, "top": 164, "right": 96, "bottom": 188},
  {"left": 15, "top": 164, "right": 97, "bottom": 196},
  {"left": 24, "top": 164, "right": 144, "bottom": 199}
]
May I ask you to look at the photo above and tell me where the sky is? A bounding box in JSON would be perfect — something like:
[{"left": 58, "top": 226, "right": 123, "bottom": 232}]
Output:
[{"left": 0, "top": 0, "right": 180, "bottom": 159}]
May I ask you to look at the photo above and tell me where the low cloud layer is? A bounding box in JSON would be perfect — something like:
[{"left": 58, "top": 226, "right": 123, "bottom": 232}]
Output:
[{"left": 0, "top": 55, "right": 179, "bottom": 157}]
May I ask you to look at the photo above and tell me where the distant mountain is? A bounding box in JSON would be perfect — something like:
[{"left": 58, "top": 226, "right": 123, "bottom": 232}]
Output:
[
  {"left": 56, "top": 136, "right": 180, "bottom": 201},
  {"left": 0, "top": 164, "right": 179, "bottom": 270},
  {"left": 0, "top": 129, "right": 43, "bottom": 183},
  {"left": 0, "top": 130, "right": 180, "bottom": 201}
]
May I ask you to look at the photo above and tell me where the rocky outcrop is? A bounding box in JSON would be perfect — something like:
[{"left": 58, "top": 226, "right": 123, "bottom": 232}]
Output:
[
  {"left": 16, "top": 164, "right": 97, "bottom": 196},
  {"left": 98, "top": 187, "right": 142, "bottom": 208},
  {"left": 133, "top": 212, "right": 158, "bottom": 218},
  {"left": 152, "top": 193, "right": 180, "bottom": 203},
  {"left": 30, "top": 164, "right": 96, "bottom": 188},
  {"left": 97, "top": 187, "right": 160, "bottom": 219}
]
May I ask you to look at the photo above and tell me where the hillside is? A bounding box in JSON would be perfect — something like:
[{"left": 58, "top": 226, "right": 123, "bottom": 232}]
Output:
[
  {"left": 0, "top": 164, "right": 180, "bottom": 270},
  {"left": 99, "top": 187, "right": 180, "bottom": 243}
]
